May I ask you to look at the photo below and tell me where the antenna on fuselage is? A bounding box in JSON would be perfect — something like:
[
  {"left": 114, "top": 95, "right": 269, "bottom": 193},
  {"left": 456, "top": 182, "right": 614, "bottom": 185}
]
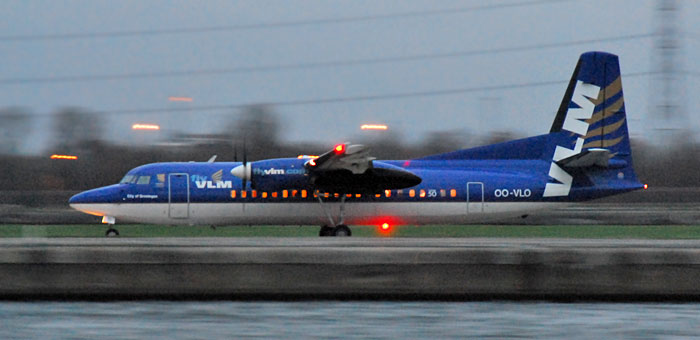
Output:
[{"left": 207, "top": 155, "right": 217, "bottom": 163}]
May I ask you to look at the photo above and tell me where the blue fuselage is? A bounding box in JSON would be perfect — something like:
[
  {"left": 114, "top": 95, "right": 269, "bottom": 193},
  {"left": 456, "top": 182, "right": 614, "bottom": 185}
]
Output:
[{"left": 69, "top": 157, "right": 641, "bottom": 226}]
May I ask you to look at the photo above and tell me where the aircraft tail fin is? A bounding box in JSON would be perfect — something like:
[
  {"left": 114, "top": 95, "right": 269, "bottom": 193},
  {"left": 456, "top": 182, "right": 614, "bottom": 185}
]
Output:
[{"left": 543, "top": 51, "right": 642, "bottom": 198}]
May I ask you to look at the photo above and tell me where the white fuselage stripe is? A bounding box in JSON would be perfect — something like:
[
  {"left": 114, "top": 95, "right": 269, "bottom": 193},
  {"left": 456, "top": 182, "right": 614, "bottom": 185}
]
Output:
[{"left": 70, "top": 202, "right": 564, "bottom": 226}]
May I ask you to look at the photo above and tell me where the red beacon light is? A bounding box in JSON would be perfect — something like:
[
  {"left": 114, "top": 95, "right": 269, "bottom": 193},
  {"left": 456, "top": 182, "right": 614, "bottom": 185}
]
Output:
[
  {"left": 334, "top": 143, "right": 346, "bottom": 155},
  {"left": 643, "top": 184, "right": 648, "bottom": 190}
]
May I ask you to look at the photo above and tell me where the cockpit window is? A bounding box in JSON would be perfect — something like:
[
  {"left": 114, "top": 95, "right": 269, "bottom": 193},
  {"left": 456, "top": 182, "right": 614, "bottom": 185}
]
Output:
[
  {"left": 137, "top": 176, "right": 151, "bottom": 185},
  {"left": 119, "top": 175, "right": 137, "bottom": 184}
]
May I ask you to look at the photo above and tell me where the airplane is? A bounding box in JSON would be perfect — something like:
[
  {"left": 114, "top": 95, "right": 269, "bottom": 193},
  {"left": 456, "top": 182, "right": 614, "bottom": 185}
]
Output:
[{"left": 69, "top": 51, "right": 643, "bottom": 237}]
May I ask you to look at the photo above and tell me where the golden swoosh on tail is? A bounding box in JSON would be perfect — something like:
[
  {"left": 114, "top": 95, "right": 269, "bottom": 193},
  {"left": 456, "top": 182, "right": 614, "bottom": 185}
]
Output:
[
  {"left": 582, "top": 135, "right": 625, "bottom": 149},
  {"left": 585, "top": 96, "right": 624, "bottom": 125},
  {"left": 591, "top": 76, "right": 622, "bottom": 105},
  {"left": 583, "top": 117, "right": 626, "bottom": 139}
]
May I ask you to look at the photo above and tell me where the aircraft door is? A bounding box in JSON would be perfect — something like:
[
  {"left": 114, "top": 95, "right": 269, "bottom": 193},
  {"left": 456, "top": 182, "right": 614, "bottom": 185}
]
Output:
[
  {"left": 168, "top": 173, "right": 190, "bottom": 219},
  {"left": 466, "top": 182, "right": 484, "bottom": 213}
]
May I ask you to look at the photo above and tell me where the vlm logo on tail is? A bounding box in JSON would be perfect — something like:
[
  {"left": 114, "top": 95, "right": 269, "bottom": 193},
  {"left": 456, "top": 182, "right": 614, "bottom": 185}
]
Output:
[{"left": 543, "top": 80, "right": 600, "bottom": 197}]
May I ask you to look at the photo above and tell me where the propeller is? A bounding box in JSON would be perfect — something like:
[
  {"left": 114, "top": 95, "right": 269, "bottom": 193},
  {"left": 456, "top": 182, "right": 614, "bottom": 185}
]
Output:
[
  {"left": 242, "top": 137, "right": 248, "bottom": 190},
  {"left": 230, "top": 135, "right": 255, "bottom": 190}
]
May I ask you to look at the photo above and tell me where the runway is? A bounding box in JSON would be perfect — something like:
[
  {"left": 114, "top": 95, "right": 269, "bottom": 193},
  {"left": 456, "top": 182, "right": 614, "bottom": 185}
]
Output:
[{"left": 2, "top": 238, "right": 700, "bottom": 300}]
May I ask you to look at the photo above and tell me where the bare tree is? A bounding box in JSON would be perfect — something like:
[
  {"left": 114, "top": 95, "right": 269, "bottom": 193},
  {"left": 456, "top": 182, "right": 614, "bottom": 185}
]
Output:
[
  {"left": 51, "top": 107, "right": 102, "bottom": 151},
  {"left": 0, "top": 108, "right": 32, "bottom": 155}
]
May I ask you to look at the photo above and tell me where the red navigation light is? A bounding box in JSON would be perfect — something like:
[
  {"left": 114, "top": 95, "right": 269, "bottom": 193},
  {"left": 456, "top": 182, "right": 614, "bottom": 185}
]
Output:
[
  {"left": 334, "top": 144, "right": 346, "bottom": 155},
  {"left": 644, "top": 184, "right": 648, "bottom": 190}
]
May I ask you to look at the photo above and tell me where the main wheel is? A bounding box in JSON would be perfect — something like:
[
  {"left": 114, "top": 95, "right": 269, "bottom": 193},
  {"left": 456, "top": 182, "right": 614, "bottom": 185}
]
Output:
[
  {"left": 319, "top": 225, "right": 334, "bottom": 237},
  {"left": 105, "top": 228, "right": 120, "bottom": 237},
  {"left": 333, "top": 224, "right": 352, "bottom": 237}
]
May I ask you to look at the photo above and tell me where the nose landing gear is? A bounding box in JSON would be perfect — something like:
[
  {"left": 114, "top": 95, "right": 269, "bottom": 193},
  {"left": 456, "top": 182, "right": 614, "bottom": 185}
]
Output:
[
  {"left": 105, "top": 228, "right": 120, "bottom": 237},
  {"left": 102, "top": 216, "right": 119, "bottom": 237}
]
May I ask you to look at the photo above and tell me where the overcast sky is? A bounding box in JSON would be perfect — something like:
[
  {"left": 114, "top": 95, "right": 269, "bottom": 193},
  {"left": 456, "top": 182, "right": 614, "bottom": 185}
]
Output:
[{"left": 1, "top": 0, "right": 699, "bottom": 154}]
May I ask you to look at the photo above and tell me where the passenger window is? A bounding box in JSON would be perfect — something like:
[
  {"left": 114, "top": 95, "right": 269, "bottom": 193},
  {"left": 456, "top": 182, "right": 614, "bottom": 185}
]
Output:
[
  {"left": 419, "top": 189, "right": 426, "bottom": 198},
  {"left": 292, "top": 190, "right": 298, "bottom": 198},
  {"left": 251, "top": 190, "right": 257, "bottom": 198},
  {"left": 355, "top": 194, "right": 361, "bottom": 198},
  {"left": 262, "top": 192, "right": 268, "bottom": 198},
  {"left": 272, "top": 192, "right": 278, "bottom": 198},
  {"left": 283, "top": 190, "right": 288, "bottom": 198},
  {"left": 137, "top": 176, "right": 151, "bottom": 185},
  {"left": 301, "top": 190, "right": 308, "bottom": 198},
  {"left": 440, "top": 189, "right": 447, "bottom": 197},
  {"left": 450, "top": 189, "right": 457, "bottom": 197},
  {"left": 230, "top": 190, "right": 237, "bottom": 198},
  {"left": 409, "top": 189, "right": 415, "bottom": 198},
  {"left": 397, "top": 190, "right": 403, "bottom": 197},
  {"left": 241, "top": 191, "right": 248, "bottom": 198},
  {"left": 385, "top": 190, "right": 391, "bottom": 198}
]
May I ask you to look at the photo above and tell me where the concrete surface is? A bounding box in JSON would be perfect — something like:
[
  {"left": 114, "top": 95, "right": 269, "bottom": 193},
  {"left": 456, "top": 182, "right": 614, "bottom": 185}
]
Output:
[{"left": 1, "top": 238, "right": 699, "bottom": 300}]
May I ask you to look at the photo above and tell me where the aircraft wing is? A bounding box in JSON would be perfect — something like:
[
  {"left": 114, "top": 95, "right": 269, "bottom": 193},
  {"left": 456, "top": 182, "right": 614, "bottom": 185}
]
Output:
[
  {"left": 305, "top": 144, "right": 375, "bottom": 174},
  {"left": 304, "top": 144, "right": 421, "bottom": 193}
]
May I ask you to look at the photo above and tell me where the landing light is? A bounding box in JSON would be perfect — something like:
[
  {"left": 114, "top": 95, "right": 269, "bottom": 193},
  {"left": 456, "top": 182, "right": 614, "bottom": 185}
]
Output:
[
  {"left": 50, "top": 154, "right": 78, "bottom": 160},
  {"left": 361, "top": 124, "right": 388, "bottom": 130},
  {"left": 168, "top": 96, "right": 193, "bottom": 102},
  {"left": 334, "top": 144, "right": 346, "bottom": 155},
  {"left": 132, "top": 123, "right": 160, "bottom": 130}
]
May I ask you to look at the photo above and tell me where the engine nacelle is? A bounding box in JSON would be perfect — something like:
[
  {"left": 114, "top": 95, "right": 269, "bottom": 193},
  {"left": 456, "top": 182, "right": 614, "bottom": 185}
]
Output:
[{"left": 231, "top": 158, "right": 311, "bottom": 191}]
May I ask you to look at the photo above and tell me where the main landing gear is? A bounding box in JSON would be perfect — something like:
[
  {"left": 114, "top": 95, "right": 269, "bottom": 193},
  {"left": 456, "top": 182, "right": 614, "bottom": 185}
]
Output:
[
  {"left": 319, "top": 224, "right": 352, "bottom": 237},
  {"left": 316, "top": 192, "right": 353, "bottom": 237}
]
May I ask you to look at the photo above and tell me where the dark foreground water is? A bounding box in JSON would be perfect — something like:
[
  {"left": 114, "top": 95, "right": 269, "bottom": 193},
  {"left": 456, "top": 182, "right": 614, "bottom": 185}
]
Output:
[{"left": 1, "top": 302, "right": 699, "bottom": 339}]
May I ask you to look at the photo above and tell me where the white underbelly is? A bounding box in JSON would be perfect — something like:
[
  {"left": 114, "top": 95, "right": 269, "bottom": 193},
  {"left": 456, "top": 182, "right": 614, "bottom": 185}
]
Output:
[{"left": 70, "top": 202, "right": 563, "bottom": 226}]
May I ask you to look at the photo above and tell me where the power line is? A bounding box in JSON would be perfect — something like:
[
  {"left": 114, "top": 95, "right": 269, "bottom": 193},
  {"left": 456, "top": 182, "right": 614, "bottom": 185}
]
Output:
[
  {"left": 92, "top": 71, "right": 655, "bottom": 116},
  {"left": 0, "top": 0, "right": 572, "bottom": 42},
  {"left": 0, "top": 33, "right": 653, "bottom": 85},
  {"left": 11, "top": 71, "right": 656, "bottom": 117}
]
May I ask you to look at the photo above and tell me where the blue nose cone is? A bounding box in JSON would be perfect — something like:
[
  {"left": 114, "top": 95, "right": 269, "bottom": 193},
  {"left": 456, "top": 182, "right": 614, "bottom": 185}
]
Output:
[
  {"left": 69, "top": 185, "right": 124, "bottom": 205},
  {"left": 68, "top": 191, "right": 88, "bottom": 204}
]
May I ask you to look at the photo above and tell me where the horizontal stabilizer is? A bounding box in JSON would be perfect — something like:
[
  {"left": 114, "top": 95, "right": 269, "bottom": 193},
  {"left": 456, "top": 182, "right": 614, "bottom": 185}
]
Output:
[{"left": 557, "top": 148, "right": 612, "bottom": 168}]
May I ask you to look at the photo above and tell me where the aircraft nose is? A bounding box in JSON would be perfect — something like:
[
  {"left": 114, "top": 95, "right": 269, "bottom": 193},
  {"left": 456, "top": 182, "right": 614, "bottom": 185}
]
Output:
[
  {"left": 68, "top": 185, "right": 124, "bottom": 206},
  {"left": 69, "top": 191, "right": 89, "bottom": 205}
]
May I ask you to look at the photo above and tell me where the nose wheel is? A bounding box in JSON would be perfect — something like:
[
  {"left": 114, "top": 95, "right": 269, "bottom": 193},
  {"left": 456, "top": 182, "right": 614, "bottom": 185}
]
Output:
[
  {"left": 105, "top": 228, "right": 120, "bottom": 237},
  {"left": 319, "top": 224, "right": 352, "bottom": 237}
]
